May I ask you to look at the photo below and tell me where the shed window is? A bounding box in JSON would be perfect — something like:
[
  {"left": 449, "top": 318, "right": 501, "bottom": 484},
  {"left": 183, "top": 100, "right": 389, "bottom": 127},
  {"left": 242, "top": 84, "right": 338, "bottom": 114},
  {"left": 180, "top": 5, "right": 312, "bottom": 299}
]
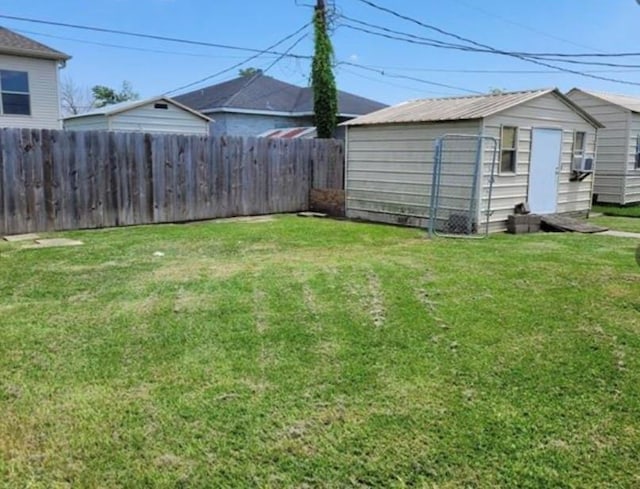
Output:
[
  {"left": 154, "top": 103, "right": 169, "bottom": 110},
  {"left": 635, "top": 135, "right": 640, "bottom": 169},
  {"left": 500, "top": 126, "right": 517, "bottom": 173},
  {"left": 0, "top": 70, "right": 30, "bottom": 115},
  {"left": 573, "top": 131, "right": 586, "bottom": 157}
]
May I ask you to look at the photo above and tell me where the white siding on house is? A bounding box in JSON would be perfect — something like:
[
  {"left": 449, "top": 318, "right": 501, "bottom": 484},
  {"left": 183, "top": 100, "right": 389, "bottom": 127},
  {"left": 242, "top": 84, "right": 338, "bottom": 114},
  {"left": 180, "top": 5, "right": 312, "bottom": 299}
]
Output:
[
  {"left": 0, "top": 54, "right": 61, "bottom": 129},
  {"left": 481, "top": 92, "right": 597, "bottom": 232},
  {"left": 346, "top": 120, "right": 481, "bottom": 227},
  {"left": 209, "top": 112, "right": 312, "bottom": 137},
  {"left": 63, "top": 114, "right": 109, "bottom": 131},
  {"left": 110, "top": 102, "right": 208, "bottom": 135},
  {"left": 566, "top": 90, "right": 629, "bottom": 204}
]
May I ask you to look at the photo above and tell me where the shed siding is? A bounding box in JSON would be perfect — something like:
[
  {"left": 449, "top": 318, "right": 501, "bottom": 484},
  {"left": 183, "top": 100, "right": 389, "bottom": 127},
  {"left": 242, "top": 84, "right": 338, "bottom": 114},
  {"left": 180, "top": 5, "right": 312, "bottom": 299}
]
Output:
[
  {"left": 566, "top": 90, "right": 629, "bottom": 204},
  {"left": 109, "top": 103, "right": 208, "bottom": 135},
  {"left": 0, "top": 54, "right": 61, "bottom": 129},
  {"left": 624, "top": 112, "right": 640, "bottom": 203},
  {"left": 63, "top": 114, "right": 109, "bottom": 131},
  {"left": 481, "top": 92, "right": 596, "bottom": 232},
  {"left": 346, "top": 120, "right": 481, "bottom": 227}
]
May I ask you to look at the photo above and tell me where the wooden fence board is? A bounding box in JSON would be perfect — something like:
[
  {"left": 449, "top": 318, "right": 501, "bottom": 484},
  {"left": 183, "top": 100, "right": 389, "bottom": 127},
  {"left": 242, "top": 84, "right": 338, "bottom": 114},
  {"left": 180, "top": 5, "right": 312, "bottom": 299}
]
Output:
[{"left": 0, "top": 128, "right": 344, "bottom": 235}]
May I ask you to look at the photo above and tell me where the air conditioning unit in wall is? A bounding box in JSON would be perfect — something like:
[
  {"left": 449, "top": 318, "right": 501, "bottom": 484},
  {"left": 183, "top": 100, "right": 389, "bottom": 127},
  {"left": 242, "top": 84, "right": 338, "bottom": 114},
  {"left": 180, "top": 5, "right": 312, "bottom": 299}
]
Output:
[{"left": 572, "top": 154, "right": 595, "bottom": 173}]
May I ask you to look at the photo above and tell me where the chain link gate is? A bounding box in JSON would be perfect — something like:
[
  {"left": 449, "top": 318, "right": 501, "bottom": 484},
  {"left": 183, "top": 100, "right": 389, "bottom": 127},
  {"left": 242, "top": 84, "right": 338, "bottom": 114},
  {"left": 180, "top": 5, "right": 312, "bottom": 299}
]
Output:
[{"left": 428, "top": 134, "right": 498, "bottom": 238}]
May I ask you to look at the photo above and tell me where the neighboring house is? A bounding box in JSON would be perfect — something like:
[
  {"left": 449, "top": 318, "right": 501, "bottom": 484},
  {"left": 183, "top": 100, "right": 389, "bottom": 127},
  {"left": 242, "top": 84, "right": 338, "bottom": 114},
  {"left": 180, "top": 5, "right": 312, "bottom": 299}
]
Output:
[
  {"left": 0, "top": 26, "right": 70, "bottom": 129},
  {"left": 63, "top": 96, "right": 211, "bottom": 135},
  {"left": 258, "top": 127, "right": 317, "bottom": 139},
  {"left": 174, "top": 74, "right": 386, "bottom": 137},
  {"left": 567, "top": 88, "right": 640, "bottom": 205},
  {"left": 343, "top": 88, "right": 602, "bottom": 233}
]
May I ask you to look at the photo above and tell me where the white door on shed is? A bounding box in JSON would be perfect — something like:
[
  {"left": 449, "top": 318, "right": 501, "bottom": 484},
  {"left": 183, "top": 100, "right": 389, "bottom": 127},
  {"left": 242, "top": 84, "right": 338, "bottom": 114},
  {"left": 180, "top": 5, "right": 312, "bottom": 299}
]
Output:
[{"left": 529, "top": 128, "right": 562, "bottom": 214}]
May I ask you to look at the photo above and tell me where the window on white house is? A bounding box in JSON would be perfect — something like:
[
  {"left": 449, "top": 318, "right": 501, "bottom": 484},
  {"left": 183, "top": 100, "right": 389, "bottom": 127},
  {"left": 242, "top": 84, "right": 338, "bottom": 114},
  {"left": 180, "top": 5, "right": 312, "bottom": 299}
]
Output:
[
  {"left": 0, "top": 70, "right": 30, "bottom": 115},
  {"left": 635, "top": 135, "right": 640, "bottom": 170},
  {"left": 500, "top": 126, "right": 517, "bottom": 173}
]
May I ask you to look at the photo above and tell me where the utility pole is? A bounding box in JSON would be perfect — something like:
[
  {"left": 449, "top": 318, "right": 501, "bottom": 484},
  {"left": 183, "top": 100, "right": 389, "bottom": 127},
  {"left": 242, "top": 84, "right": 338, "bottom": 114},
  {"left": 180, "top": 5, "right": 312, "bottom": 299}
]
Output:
[{"left": 312, "top": 0, "right": 338, "bottom": 138}]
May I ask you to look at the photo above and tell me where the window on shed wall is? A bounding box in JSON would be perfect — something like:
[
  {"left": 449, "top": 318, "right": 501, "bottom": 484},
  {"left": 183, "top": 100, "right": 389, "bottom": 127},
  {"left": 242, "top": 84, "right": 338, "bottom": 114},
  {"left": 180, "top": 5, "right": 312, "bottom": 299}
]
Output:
[
  {"left": 0, "top": 70, "right": 30, "bottom": 115},
  {"left": 573, "top": 131, "right": 586, "bottom": 157},
  {"left": 500, "top": 126, "right": 517, "bottom": 173},
  {"left": 635, "top": 135, "right": 640, "bottom": 169}
]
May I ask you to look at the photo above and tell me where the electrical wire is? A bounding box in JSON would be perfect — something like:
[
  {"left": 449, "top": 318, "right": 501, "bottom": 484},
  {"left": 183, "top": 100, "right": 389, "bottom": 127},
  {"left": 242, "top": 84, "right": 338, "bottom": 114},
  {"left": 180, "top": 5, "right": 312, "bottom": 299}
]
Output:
[
  {"left": 11, "top": 28, "right": 287, "bottom": 61},
  {"left": 339, "top": 22, "right": 640, "bottom": 70},
  {"left": 164, "top": 27, "right": 310, "bottom": 95},
  {"left": 348, "top": 1, "right": 640, "bottom": 86},
  {"left": 339, "top": 62, "right": 483, "bottom": 94},
  {"left": 0, "top": 13, "right": 313, "bottom": 60}
]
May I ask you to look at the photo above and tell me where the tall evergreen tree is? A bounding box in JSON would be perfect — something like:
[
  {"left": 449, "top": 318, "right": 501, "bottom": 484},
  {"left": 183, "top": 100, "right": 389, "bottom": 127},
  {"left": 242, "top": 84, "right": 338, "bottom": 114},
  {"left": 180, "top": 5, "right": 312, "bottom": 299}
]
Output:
[{"left": 311, "top": 0, "right": 338, "bottom": 139}]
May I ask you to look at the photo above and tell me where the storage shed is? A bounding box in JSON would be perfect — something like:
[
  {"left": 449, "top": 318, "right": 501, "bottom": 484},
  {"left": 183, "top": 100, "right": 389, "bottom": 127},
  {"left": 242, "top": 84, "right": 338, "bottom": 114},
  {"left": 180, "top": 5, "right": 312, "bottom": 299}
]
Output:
[
  {"left": 63, "top": 96, "right": 211, "bottom": 135},
  {"left": 343, "top": 88, "right": 602, "bottom": 233},
  {"left": 567, "top": 89, "right": 640, "bottom": 205}
]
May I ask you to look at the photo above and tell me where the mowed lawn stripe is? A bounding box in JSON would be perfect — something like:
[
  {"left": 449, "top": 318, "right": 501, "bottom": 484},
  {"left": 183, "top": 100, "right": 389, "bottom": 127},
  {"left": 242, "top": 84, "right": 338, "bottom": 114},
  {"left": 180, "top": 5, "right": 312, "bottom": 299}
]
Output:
[{"left": 1, "top": 216, "right": 639, "bottom": 487}]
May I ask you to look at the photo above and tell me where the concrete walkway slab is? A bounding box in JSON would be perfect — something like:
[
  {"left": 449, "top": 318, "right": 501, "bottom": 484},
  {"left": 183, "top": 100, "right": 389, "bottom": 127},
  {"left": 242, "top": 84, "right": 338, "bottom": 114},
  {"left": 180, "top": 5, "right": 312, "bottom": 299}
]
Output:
[
  {"left": 23, "top": 238, "right": 84, "bottom": 249},
  {"left": 3, "top": 233, "right": 40, "bottom": 242},
  {"left": 598, "top": 230, "right": 640, "bottom": 239}
]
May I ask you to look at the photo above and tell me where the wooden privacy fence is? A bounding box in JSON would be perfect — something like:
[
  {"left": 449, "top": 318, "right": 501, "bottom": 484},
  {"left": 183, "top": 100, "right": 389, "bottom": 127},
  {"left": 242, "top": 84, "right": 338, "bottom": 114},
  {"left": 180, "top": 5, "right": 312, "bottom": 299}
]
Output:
[{"left": 0, "top": 128, "right": 344, "bottom": 235}]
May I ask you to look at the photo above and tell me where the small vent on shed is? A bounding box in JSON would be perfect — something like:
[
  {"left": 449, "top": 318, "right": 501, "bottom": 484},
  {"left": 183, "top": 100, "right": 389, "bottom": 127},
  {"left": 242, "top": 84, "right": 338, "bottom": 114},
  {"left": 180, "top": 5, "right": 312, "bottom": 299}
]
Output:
[{"left": 154, "top": 103, "right": 169, "bottom": 110}]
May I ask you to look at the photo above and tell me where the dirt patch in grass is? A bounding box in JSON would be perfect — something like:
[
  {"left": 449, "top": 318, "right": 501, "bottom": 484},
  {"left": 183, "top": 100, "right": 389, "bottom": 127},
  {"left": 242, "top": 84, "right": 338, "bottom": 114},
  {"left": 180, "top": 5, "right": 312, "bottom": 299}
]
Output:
[
  {"left": 367, "top": 272, "right": 386, "bottom": 328},
  {"left": 151, "top": 258, "right": 246, "bottom": 283}
]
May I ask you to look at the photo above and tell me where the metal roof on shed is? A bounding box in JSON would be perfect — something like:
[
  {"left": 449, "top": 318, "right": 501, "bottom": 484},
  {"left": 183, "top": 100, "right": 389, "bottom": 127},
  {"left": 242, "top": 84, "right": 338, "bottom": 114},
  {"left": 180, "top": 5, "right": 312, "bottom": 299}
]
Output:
[
  {"left": 63, "top": 96, "right": 211, "bottom": 122},
  {"left": 343, "top": 88, "right": 603, "bottom": 128},
  {"left": 568, "top": 88, "right": 640, "bottom": 114}
]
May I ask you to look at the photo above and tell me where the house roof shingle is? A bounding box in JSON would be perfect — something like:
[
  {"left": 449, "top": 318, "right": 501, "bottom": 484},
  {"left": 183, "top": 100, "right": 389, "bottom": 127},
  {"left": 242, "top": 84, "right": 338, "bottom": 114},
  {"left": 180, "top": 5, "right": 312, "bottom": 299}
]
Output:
[
  {"left": 342, "top": 88, "right": 603, "bottom": 128},
  {"left": 174, "top": 74, "right": 386, "bottom": 116},
  {"left": 0, "top": 26, "right": 70, "bottom": 61}
]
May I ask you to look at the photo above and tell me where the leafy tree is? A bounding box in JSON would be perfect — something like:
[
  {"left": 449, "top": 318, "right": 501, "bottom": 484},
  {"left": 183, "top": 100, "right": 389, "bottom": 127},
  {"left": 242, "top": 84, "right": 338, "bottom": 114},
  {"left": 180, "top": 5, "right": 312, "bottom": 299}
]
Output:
[
  {"left": 91, "top": 81, "right": 139, "bottom": 108},
  {"left": 238, "top": 67, "right": 263, "bottom": 77},
  {"left": 311, "top": 0, "right": 338, "bottom": 139}
]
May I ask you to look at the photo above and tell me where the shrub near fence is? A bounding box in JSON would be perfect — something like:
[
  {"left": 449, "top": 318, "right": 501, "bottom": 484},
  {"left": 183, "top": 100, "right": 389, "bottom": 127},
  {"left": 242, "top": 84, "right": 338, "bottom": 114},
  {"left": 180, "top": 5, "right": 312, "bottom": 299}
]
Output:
[{"left": 0, "top": 128, "right": 344, "bottom": 235}]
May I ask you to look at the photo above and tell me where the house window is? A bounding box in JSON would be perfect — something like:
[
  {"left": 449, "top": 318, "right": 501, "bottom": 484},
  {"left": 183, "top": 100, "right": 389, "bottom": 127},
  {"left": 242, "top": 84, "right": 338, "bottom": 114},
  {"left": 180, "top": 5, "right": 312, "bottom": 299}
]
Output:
[
  {"left": 500, "top": 126, "right": 517, "bottom": 173},
  {"left": 0, "top": 70, "right": 30, "bottom": 115},
  {"left": 154, "top": 103, "right": 169, "bottom": 110},
  {"left": 635, "top": 135, "right": 640, "bottom": 170}
]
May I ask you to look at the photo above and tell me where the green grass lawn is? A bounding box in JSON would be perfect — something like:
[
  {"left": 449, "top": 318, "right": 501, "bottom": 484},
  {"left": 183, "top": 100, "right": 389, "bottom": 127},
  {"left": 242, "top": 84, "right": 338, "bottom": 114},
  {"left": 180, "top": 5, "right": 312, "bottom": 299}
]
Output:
[
  {"left": 590, "top": 215, "right": 640, "bottom": 234},
  {"left": 1, "top": 216, "right": 640, "bottom": 488},
  {"left": 593, "top": 204, "right": 640, "bottom": 219}
]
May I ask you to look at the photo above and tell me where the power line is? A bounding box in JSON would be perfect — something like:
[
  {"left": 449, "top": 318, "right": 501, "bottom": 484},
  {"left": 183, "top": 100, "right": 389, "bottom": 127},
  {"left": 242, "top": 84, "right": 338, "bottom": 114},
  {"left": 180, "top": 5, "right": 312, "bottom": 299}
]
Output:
[
  {"left": 455, "top": 0, "right": 603, "bottom": 52},
  {"left": 339, "top": 61, "right": 483, "bottom": 94},
  {"left": 19, "top": 25, "right": 640, "bottom": 76},
  {"left": 222, "top": 34, "right": 309, "bottom": 104},
  {"left": 0, "top": 13, "right": 313, "bottom": 60},
  {"left": 163, "top": 25, "right": 310, "bottom": 95},
  {"left": 11, "top": 28, "right": 287, "bottom": 61},
  {"left": 339, "top": 21, "right": 640, "bottom": 69},
  {"left": 350, "top": 1, "right": 640, "bottom": 87},
  {"left": 352, "top": 2, "right": 640, "bottom": 58},
  {"left": 348, "top": 64, "right": 640, "bottom": 75},
  {"left": 339, "top": 66, "right": 457, "bottom": 96}
]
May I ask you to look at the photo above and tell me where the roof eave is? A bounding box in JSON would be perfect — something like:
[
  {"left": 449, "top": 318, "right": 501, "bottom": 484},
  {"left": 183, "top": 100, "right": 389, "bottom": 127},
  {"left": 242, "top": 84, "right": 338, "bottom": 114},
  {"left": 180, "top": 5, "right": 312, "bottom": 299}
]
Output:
[
  {"left": 0, "top": 46, "right": 71, "bottom": 61},
  {"left": 201, "top": 107, "right": 362, "bottom": 118},
  {"left": 341, "top": 116, "right": 481, "bottom": 127},
  {"left": 63, "top": 96, "right": 212, "bottom": 122}
]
